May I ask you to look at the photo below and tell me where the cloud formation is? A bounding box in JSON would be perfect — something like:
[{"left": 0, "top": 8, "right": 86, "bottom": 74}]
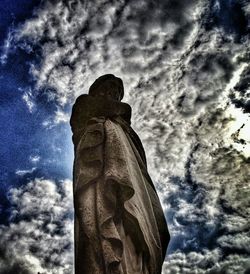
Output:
[{"left": 0, "top": 178, "right": 74, "bottom": 274}]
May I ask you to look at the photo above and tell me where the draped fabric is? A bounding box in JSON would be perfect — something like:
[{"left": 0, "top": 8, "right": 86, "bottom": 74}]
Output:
[{"left": 71, "top": 96, "right": 169, "bottom": 274}]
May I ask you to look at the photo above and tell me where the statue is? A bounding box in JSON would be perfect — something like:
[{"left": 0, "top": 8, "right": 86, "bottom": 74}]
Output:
[{"left": 70, "top": 74, "right": 170, "bottom": 274}]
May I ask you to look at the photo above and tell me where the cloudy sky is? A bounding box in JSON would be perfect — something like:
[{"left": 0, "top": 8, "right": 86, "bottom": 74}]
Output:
[{"left": 0, "top": 0, "right": 250, "bottom": 273}]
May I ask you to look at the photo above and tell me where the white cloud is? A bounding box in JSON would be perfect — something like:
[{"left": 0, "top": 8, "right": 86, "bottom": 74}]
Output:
[
  {"left": 0, "top": 26, "right": 17, "bottom": 65},
  {"left": 0, "top": 178, "right": 74, "bottom": 274},
  {"left": 54, "top": 109, "right": 70, "bottom": 124},
  {"left": 217, "top": 232, "right": 250, "bottom": 253},
  {"left": 15, "top": 167, "right": 36, "bottom": 176},
  {"left": 29, "top": 155, "right": 41, "bottom": 163},
  {"left": 21, "top": 88, "right": 36, "bottom": 113},
  {"left": 163, "top": 251, "right": 250, "bottom": 274}
]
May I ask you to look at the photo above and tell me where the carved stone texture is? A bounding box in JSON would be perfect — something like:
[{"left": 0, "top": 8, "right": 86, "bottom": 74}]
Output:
[{"left": 70, "top": 74, "right": 170, "bottom": 274}]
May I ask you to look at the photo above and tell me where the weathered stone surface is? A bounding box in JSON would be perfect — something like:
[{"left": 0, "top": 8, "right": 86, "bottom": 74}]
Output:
[{"left": 70, "top": 74, "right": 170, "bottom": 274}]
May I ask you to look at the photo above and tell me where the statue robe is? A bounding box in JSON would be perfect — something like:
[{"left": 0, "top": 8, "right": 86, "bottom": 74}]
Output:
[{"left": 70, "top": 95, "right": 169, "bottom": 274}]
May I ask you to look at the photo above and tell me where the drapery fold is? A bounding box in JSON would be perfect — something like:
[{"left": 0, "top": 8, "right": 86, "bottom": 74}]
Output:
[{"left": 73, "top": 116, "right": 168, "bottom": 274}]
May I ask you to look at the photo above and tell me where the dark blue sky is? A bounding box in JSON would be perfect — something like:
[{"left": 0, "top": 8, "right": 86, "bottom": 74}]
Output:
[
  {"left": 0, "top": 0, "right": 41, "bottom": 42},
  {"left": 0, "top": 0, "right": 74, "bottom": 224},
  {"left": 206, "top": 0, "right": 249, "bottom": 41}
]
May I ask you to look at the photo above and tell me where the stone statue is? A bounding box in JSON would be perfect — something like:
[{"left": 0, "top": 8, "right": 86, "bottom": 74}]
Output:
[{"left": 70, "top": 74, "right": 170, "bottom": 274}]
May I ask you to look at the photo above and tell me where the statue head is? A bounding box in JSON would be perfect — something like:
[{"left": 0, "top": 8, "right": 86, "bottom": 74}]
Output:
[{"left": 88, "top": 74, "right": 124, "bottom": 101}]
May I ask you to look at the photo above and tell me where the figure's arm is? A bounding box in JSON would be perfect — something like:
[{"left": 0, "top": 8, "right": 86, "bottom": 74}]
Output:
[
  {"left": 84, "top": 95, "right": 131, "bottom": 120},
  {"left": 70, "top": 94, "right": 132, "bottom": 145},
  {"left": 70, "top": 94, "right": 131, "bottom": 128}
]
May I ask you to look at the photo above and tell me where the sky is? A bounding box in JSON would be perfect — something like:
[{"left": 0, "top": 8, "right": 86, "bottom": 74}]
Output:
[{"left": 0, "top": 0, "right": 249, "bottom": 273}]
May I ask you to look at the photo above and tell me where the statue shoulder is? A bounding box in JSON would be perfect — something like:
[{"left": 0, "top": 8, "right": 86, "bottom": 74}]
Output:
[
  {"left": 72, "top": 94, "right": 91, "bottom": 110},
  {"left": 70, "top": 94, "right": 132, "bottom": 131},
  {"left": 119, "top": 102, "right": 131, "bottom": 124},
  {"left": 70, "top": 94, "right": 90, "bottom": 130}
]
